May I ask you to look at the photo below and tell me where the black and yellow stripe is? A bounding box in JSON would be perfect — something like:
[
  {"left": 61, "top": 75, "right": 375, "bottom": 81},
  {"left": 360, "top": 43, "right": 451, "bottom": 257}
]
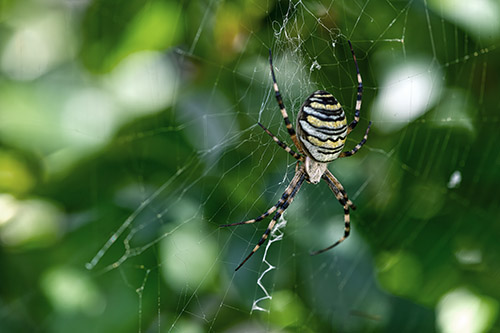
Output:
[{"left": 296, "top": 90, "right": 348, "bottom": 163}]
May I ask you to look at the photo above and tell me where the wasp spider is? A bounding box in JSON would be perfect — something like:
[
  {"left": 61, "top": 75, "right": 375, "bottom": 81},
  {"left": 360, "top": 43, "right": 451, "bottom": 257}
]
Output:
[{"left": 222, "top": 41, "right": 371, "bottom": 271}]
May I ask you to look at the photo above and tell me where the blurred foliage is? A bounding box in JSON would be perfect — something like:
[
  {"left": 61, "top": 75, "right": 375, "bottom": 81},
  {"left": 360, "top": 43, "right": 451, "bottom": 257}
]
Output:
[{"left": 0, "top": 0, "right": 500, "bottom": 332}]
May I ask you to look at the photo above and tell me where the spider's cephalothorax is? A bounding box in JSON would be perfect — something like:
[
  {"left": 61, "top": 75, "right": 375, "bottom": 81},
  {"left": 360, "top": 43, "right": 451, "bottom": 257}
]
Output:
[
  {"left": 297, "top": 90, "right": 348, "bottom": 183},
  {"left": 222, "top": 41, "right": 372, "bottom": 271}
]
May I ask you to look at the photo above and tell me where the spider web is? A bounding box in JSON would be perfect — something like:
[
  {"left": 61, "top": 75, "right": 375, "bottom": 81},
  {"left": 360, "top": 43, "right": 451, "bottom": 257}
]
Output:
[
  {"left": 83, "top": 1, "right": 499, "bottom": 331},
  {"left": 1, "top": 0, "right": 500, "bottom": 332}
]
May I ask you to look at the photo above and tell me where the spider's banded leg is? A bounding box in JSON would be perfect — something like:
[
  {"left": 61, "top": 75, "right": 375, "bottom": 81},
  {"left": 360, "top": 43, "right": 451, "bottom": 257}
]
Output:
[
  {"left": 235, "top": 171, "right": 306, "bottom": 271},
  {"left": 321, "top": 173, "right": 350, "bottom": 208},
  {"left": 323, "top": 169, "right": 356, "bottom": 210},
  {"left": 258, "top": 122, "right": 304, "bottom": 161},
  {"left": 220, "top": 182, "right": 294, "bottom": 227},
  {"left": 220, "top": 152, "right": 301, "bottom": 228},
  {"left": 235, "top": 170, "right": 307, "bottom": 271},
  {"left": 312, "top": 172, "right": 355, "bottom": 255},
  {"left": 347, "top": 40, "right": 363, "bottom": 135},
  {"left": 309, "top": 203, "right": 350, "bottom": 255},
  {"left": 340, "top": 121, "right": 371, "bottom": 158},
  {"left": 220, "top": 206, "right": 278, "bottom": 228},
  {"left": 269, "top": 49, "right": 303, "bottom": 153}
]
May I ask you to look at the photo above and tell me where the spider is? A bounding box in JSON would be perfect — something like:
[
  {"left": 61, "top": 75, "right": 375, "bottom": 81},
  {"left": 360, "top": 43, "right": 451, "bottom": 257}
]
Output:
[{"left": 222, "top": 41, "right": 371, "bottom": 271}]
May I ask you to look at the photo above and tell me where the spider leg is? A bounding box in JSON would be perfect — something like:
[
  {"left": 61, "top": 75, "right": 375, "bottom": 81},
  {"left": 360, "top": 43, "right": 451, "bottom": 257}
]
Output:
[
  {"left": 220, "top": 183, "right": 292, "bottom": 228},
  {"left": 235, "top": 170, "right": 306, "bottom": 271},
  {"left": 309, "top": 202, "right": 349, "bottom": 256},
  {"left": 269, "top": 49, "right": 304, "bottom": 153},
  {"left": 346, "top": 40, "right": 363, "bottom": 135},
  {"left": 340, "top": 121, "right": 371, "bottom": 158},
  {"left": 323, "top": 169, "right": 356, "bottom": 209},
  {"left": 309, "top": 172, "right": 353, "bottom": 256},
  {"left": 258, "top": 122, "right": 304, "bottom": 161},
  {"left": 221, "top": 124, "right": 303, "bottom": 229}
]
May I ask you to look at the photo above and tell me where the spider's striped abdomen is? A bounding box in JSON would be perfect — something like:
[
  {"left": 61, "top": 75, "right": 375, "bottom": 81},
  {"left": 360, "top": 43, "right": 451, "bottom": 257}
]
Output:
[{"left": 296, "top": 90, "right": 347, "bottom": 163}]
